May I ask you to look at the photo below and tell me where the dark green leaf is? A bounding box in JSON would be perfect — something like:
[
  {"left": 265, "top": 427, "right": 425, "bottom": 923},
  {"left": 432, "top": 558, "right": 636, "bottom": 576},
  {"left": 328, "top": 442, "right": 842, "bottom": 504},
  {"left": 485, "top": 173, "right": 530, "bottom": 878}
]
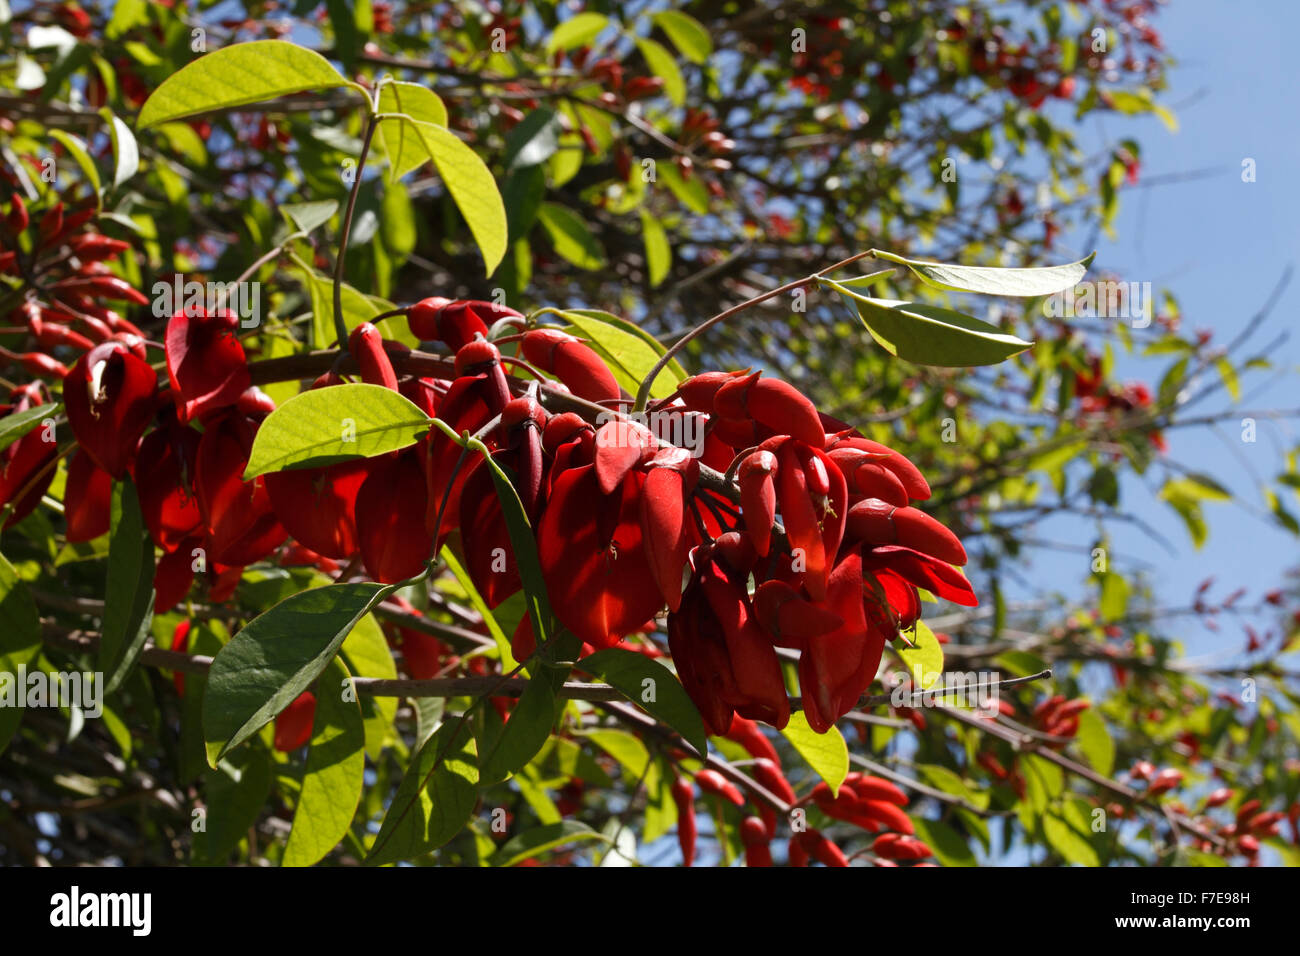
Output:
[
  {"left": 489, "top": 820, "right": 610, "bottom": 867},
  {"left": 203, "top": 582, "right": 389, "bottom": 764},
  {"left": 840, "top": 289, "right": 1034, "bottom": 367},
  {"left": 99, "top": 479, "right": 155, "bottom": 694},
  {"left": 0, "top": 553, "right": 41, "bottom": 754},
  {"left": 579, "top": 647, "right": 708, "bottom": 757},
  {"left": 366, "top": 720, "right": 479, "bottom": 865}
]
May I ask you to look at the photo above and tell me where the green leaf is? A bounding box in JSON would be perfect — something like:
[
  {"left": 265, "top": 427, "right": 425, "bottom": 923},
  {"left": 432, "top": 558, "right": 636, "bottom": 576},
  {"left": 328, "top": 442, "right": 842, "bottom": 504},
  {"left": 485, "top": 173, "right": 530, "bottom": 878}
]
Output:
[
  {"left": 202, "top": 581, "right": 389, "bottom": 764},
  {"left": 0, "top": 403, "right": 57, "bottom": 453},
  {"left": 502, "top": 108, "right": 562, "bottom": 172},
  {"left": 546, "top": 12, "right": 610, "bottom": 55},
  {"left": 366, "top": 721, "right": 479, "bottom": 865},
  {"left": 297, "top": 262, "right": 407, "bottom": 349},
  {"left": 537, "top": 202, "right": 605, "bottom": 270},
  {"left": 635, "top": 37, "right": 685, "bottom": 106},
  {"left": 442, "top": 548, "right": 517, "bottom": 671},
  {"left": 1160, "top": 474, "right": 1232, "bottom": 505},
  {"left": 579, "top": 648, "right": 708, "bottom": 757},
  {"left": 193, "top": 746, "right": 274, "bottom": 864},
  {"left": 834, "top": 269, "right": 895, "bottom": 289},
  {"left": 781, "top": 710, "right": 849, "bottom": 795},
  {"left": 839, "top": 289, "right": 1034, "bottom": 367},
  {"left": 1043, "top": 812, "right": 1100, "bottom": 866},
  {"left": 560, "top": 309, "right": 681, "bottom": 399},
  {"left": 470, "top": 443, "right": 553, "bottom": 646},
  {"left": 638, "top": 209, "right": 671, "bottom": 287},
  {"left": 0, "top": 552, "right": 42, "bottom": 755},
  {"left": 106, "top": 0, "right": 148, "bottom": 38},
  {"left": 137, "top": 40, "right": 348, "bottom": 129},
  {"left": 653, "top": 10, "right": 712, "bottom": 64},
  {"left": 49, "top": 131, "right": 101, "bottom": 195},
  {"left": 912, "top": 816, "right": 977, "bottom": 866},
  {"left": 340, "top": 611, "right": 398, "bottom": 759},
  {"left": 586, "top": 728, "right": 651, "bottom": 777},
  {"left": 376, "top": 82, "right": 448, "bottom": 180},
  {"left": 1074, "top": 708, "right": 1114, "bottom": 777},
  {"left": 917, "top": 763, "right": 988, "bottom": 810},
  {"left": 281, "top": 199, "right": 338, "bottom": 235},
  {"left": 283, "top": 656, "right": 365, "bottom": 866},
  {"left": 489, "top": 820, "right": 610, "bottom": 867},
  {"left": 869, "top": 250, "right": 1096, "bottom": 297},
  {"left": 99, "top": 479, "right": 155, "bottom": 694},
  {"left": 245, "top": 383, "right": 430, "bottom": 477},
  {"left": 396, "top": 119, "right": 507, "bottom": 274},
  {"left": 1215, "top": 357, "right": 1240, "bottom": 402},
  {"left": 479, "top": 675, "right": 558, "bottom": 784},
  {"left": 899, "top": 620, "right": 944, "bottom": 691}
]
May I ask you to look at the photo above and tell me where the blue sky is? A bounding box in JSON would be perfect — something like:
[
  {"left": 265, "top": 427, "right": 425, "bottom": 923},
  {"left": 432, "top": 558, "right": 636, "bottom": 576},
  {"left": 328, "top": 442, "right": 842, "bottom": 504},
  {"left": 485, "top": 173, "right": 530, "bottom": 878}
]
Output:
[{"left": 1022, "top": 0, "right": 1300, "bottom": 662}]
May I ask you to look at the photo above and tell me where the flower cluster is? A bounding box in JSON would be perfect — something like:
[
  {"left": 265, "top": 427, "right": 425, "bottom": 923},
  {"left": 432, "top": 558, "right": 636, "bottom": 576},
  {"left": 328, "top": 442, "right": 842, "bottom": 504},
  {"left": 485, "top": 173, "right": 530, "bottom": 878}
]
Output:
[{"left": 2, "top": 278, "right": 974, "bottom": 738}]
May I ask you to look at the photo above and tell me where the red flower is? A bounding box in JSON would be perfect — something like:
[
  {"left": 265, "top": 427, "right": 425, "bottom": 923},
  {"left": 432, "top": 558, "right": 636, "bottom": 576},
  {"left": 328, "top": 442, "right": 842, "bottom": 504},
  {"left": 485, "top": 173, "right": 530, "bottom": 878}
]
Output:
[
  {"left": 63, "top": 341, "right": 158, "bottom": 478},
  {"left": 165, "top": 308, "right": 250, "bottom": 422}
]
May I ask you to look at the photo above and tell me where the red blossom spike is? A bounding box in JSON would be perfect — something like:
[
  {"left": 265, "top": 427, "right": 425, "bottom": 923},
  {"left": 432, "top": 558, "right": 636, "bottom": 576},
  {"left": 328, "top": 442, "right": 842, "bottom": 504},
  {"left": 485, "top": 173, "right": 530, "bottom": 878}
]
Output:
[
  {"left": 165, "top": 308, "right": 250, "bottom": 424},
  {"left": 458, "top": 455, "right": 521, "bottom": 607},
  {"left": 671, "top": 777, "right": 697, "bottom": 867},
  {"left": 0, "top": 393, "right": 58, "bottom": 528},
  {"left": 716, "top": 373, "right": 825, "bottom": 447},
  {"left": 776, "top": 441, "right": 828, "bottom": 600},
  {"left": 273, "top": 691, "right": 316, "bottom": 752},
  {"left": 697, "top": 556, "right": 791, "bottom": 729},
  {"left": 862, "top": 545, "right": 978, "bottom": 607}
]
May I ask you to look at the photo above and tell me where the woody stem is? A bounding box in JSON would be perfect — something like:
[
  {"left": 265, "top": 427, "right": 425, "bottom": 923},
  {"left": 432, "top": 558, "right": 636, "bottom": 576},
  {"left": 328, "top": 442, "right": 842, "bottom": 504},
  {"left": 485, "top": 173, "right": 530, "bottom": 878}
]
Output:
[
  {"left": 631, "top": 250, "right": 876, "bottom": 412},
  {"left": 333, "top": 109, "right": 380, "bottom": 350}
]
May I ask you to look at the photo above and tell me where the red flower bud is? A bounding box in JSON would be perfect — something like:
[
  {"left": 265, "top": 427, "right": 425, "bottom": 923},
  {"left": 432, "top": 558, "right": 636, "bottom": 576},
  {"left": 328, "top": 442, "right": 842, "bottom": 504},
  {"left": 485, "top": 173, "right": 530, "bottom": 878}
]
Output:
[
  {"left": 671, "top": 777, "right": 697, "bottom": 867},
  {"left": 695, "top": 768, "right": 746, "bottom": 806},
  {"left": 349, "top": 322, "right": 399, "bottom": 390},
  {"left": 521, "top": 329, "right": 621, "bottom": 403},
  {"left": 845, "top": 498, "right": 967, "bottom": 565},
  {"left": 795, "top": 829, "right": 849, "bottom": 867}
]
